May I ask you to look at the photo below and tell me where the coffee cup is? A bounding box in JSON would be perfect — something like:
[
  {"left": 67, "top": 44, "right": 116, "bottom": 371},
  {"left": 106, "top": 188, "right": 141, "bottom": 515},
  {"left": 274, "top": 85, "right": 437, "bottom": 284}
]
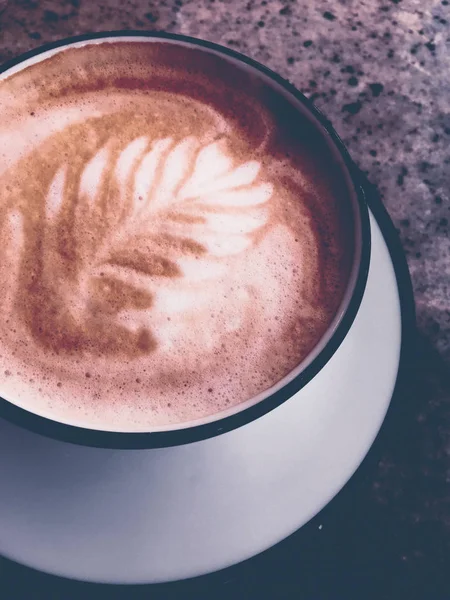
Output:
[{"left": 0, "top": 32, "right": 370, "bottom": 448}]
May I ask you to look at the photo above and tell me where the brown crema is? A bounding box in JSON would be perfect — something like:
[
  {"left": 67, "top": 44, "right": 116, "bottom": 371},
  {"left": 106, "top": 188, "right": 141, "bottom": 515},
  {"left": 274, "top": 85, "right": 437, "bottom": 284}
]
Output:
[{"left": 0, "top": 41, "right": 354, "bottom": 430}]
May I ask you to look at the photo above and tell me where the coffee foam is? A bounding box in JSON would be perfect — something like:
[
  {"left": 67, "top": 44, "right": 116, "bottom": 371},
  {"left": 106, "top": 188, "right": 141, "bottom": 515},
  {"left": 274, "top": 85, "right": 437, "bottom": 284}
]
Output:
[{"left": 0, "top": 41, "right": 354, "bottom": 431}]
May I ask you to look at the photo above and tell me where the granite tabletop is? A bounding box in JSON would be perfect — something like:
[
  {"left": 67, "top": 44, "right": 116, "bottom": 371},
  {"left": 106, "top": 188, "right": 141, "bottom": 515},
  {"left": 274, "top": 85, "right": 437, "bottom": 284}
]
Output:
[{"left": 0, "top": 1, "right": 449, "bottom": 598}]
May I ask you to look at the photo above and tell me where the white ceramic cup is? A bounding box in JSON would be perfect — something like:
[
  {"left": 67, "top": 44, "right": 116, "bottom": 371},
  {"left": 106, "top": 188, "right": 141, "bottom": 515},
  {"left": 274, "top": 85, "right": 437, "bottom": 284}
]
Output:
[{"left": 0, "top": 32, "right": 371, "bottom": 449}]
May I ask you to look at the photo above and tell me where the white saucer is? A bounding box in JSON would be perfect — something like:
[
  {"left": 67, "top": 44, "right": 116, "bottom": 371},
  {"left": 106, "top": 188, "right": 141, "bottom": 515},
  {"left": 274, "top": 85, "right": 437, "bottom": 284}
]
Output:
[{"left": 0, "top": 208, "right": 403, "bottom": 584}]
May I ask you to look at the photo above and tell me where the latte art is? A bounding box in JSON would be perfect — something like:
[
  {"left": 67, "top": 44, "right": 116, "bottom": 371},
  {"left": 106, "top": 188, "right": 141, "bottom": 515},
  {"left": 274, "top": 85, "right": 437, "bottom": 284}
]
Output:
[
  {"left": 0, "top": 41, "right": 354, "bottom": 430},
  {"left": 17, "top": 133, "right": 272, "bottom": 357}
]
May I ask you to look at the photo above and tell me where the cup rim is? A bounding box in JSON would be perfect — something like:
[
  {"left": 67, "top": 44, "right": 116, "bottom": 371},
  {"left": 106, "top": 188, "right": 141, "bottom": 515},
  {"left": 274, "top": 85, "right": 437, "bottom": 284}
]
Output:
[{"left": 0, "top": 30, "right": 371, "bottom": 449}]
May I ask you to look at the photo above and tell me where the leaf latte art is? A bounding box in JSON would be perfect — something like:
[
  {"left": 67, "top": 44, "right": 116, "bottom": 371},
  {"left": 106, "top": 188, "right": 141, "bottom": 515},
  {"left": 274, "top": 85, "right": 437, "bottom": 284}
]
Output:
[
  {"left": 0, "top": 42, "right": 353, "bottom": 430},
  {"left": 13, "top": 135, "right": 272, "bottom": 357}
]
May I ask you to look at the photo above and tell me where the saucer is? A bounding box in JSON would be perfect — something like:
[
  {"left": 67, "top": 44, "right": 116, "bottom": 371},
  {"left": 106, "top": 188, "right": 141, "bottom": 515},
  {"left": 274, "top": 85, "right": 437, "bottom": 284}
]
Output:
[{"left": 0, "top": 196, "right": 410, "bottom": 584}]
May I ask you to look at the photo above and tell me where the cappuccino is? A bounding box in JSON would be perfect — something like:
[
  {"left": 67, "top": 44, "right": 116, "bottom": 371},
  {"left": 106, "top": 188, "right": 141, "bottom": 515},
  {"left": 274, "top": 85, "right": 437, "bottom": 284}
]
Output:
[{"left": 0, "top": 40, "right": 354, "bottom": 430}]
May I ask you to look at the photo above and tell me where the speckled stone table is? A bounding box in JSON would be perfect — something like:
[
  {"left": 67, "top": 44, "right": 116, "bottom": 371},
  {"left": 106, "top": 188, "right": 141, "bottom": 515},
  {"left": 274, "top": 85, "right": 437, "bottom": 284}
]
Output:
[{"left": 0, "top": 1, "right": 449, "bottom": 598}]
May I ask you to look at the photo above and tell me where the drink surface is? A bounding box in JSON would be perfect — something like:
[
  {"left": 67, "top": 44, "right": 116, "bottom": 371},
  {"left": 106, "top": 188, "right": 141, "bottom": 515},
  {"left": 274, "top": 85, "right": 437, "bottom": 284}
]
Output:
[{"left": 0, "top": 41, "right": 354, "bottom": 430}]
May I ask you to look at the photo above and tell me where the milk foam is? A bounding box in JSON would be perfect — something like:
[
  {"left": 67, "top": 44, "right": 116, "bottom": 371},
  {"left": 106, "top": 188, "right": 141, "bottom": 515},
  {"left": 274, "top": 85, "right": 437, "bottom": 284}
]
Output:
[{"left": 0, "top": 41, "right": 353, "bottom": 430}]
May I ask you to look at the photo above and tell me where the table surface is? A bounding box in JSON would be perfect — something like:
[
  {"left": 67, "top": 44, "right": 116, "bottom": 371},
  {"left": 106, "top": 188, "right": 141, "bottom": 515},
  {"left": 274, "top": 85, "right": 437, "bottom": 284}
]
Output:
[{"left": 0, "top": 1, "right": 449, "bottom": 598}]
